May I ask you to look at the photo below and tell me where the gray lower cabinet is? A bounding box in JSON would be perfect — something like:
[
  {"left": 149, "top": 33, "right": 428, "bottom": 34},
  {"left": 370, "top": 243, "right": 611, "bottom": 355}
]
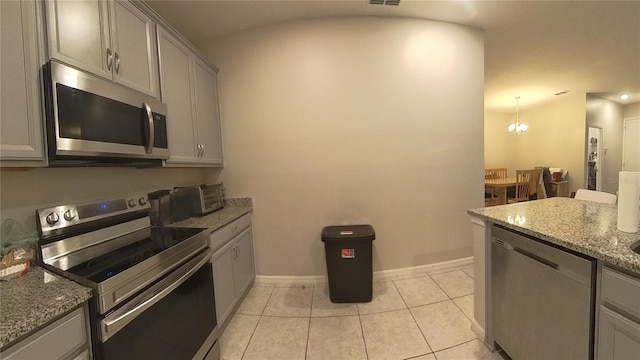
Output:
[
  {"left": 0, "top": 0, "right": 45, "bottom": 165},
  {"left": 0, "top": 305, "right": 91, "bottom": 360},
  {"left": 210, "top": 213, "right": 255, "bottom": 328},
  {"left": 597, "top": 266, "right": 640, "bottom": 359}
]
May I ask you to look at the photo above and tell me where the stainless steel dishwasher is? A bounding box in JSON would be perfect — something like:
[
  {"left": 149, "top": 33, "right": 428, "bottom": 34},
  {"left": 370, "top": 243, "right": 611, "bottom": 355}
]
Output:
[{"left": 491, "top": 225, "right": 595, "bottom": 360}]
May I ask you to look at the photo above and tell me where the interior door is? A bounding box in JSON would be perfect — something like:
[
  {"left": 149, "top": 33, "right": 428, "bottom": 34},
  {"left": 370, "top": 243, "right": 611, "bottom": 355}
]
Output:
[{"left": 623, "top": 118, "right": 640, "bottom": 171}]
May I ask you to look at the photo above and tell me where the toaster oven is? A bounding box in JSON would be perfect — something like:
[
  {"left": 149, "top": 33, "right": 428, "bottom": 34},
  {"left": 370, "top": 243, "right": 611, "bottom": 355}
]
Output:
[{"left": 175, "top": 183, "right": 225, "bottom": 216}]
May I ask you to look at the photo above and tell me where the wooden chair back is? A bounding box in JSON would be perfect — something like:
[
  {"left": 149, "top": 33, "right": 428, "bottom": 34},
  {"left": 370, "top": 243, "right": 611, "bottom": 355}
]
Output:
[
  {"left": 525, "top": 168, "right": 542, "bottom": 197},
  {"left": 509, "top": 170, "right": 532, "bottom": 203},
  {"left": 485, "top": 168, "right": 507, "bottom": 179}
]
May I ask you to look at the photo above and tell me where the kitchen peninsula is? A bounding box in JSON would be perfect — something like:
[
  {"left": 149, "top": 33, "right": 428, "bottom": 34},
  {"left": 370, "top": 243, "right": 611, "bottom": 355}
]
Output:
[{"left": 468, "top": 197, "right": 640, "bottom": 360}]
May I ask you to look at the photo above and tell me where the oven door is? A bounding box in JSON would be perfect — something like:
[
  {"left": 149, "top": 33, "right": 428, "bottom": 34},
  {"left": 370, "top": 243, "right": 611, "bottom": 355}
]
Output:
[{"left": 96, "top": 248, "right": 218, "bottom": 360}]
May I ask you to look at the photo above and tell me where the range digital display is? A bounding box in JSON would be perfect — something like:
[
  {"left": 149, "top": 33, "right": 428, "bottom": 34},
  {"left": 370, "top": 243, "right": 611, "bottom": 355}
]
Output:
[{"left": 77, "top": 199, "right": 127, "bottom": 219}]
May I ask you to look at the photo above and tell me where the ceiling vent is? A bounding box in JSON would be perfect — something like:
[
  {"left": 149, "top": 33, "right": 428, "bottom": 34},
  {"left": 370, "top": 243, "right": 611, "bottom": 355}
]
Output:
[{"left": 370, "top": 0, "right": 400, "bottom": 6}]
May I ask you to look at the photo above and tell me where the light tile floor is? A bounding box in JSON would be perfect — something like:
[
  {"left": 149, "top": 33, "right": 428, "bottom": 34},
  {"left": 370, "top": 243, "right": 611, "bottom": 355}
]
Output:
[{"left": 220, "top": 265, "right": 503, "bottom": 360}]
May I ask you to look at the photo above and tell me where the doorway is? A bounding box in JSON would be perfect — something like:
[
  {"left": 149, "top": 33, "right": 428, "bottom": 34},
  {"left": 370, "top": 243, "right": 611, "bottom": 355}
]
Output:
[
  {"left": 622, "top": 117, "right": 640, "bottom": 171},
  {"left": 587, "top": 127, "right": 603, "bottom": 191}
]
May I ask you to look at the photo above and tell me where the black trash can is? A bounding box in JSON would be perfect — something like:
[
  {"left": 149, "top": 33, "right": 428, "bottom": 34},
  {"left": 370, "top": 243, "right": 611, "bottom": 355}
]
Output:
[{"left": 321, "top": 224, "right": 375, "bottom": 303}]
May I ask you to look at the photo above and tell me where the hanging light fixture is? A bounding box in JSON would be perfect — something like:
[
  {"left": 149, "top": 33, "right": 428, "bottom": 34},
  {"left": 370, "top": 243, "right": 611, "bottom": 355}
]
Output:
[{"left": 507, "top": 96, "right": 528, "bottom": 134}]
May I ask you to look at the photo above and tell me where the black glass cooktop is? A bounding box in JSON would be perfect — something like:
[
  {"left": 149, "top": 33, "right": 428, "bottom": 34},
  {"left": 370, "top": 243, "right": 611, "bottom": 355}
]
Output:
[{"left": 66, "top": 227, "right": 205, "bottom": 283}]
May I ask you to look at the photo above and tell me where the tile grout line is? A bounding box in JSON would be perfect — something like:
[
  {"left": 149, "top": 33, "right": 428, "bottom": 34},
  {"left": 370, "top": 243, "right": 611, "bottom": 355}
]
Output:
[
  {"left": 391, "top": 280, "right": 435, "bottom": 358},
  {"left": 304, "top": 284, "right": 315, "bottom": 360},
  {"left": 357, "top": 306, "right": 370, "bottom": 360},
  {"left": 431, "top": 337, "right": 481, "bottom": 359},
  {"left": 240, "top": 284, "right": 276, "bottom": 360}
]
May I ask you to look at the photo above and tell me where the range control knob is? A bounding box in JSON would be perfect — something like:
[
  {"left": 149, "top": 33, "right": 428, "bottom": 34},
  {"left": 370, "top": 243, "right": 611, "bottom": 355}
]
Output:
[
  {"left": 63, "top": 209, "right": 76, "bottom": 221},
  {"left": 138, "top": 197, "right": 147, "bottom": 206},
  {"left": 46, "top": 212, "right": 60, "bottom": 225},
  {"left": 128, "top": 199, "right": 137, "bottom": 208}
]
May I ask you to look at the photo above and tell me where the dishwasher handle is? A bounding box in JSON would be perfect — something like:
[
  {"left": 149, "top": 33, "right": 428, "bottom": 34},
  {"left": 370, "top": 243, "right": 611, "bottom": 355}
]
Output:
[
  {"left": 493, "top": 237, "right": 558, "bottom": 270},
  {"left": 514, "top": 248, "right": 558, "bottom": 270}
]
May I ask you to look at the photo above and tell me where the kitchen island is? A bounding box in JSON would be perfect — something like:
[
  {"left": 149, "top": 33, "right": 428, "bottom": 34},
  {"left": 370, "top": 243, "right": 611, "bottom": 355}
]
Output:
[
  {"left": 469, "top": 197, "right": 640, "bottom": 273},
  {"left": 468, "top": 197, "right": 640, "bottom": 359}
]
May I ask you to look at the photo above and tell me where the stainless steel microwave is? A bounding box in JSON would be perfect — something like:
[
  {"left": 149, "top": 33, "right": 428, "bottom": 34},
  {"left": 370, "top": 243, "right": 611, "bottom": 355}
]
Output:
[{"left": 42, "top": 61, "right": 169, "bottom": 166}]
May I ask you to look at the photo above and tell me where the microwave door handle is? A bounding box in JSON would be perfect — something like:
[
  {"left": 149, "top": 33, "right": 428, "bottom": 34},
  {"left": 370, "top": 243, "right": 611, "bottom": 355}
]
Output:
[{"left": 143, "top": 102, "right": 155, "bottom": 154}]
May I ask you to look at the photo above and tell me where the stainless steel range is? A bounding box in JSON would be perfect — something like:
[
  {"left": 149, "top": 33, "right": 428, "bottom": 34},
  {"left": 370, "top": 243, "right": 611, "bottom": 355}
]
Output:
[{"left": 36, "top": 193, "right": 219, "bottom": 360}]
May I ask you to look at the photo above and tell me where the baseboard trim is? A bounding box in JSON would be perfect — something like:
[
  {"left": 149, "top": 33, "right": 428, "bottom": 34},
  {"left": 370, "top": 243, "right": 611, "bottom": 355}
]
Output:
[
  {"left": 471, "top": 318, "right": 486, "bottom": 344},
  {"left": 255, "top": 256, "right": 473, "bottom": 286}
]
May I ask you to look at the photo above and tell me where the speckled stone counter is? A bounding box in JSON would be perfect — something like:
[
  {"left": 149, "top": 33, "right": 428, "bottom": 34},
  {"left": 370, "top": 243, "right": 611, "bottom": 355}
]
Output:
[
  {"left": 170, "top": 198, "right": 253, "bottom": 231},
  {"left": 0, "top": 267, "right": 92, "bottom": 349},
  {"left": 468, "top": 197, "right": 640, "bottom": 274}
]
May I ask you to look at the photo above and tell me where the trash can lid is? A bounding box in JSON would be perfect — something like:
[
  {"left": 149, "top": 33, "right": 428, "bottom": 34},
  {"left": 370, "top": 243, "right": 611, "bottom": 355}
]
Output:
[{"left": 321, "top": 225, "right": 375, "bottom": 241}]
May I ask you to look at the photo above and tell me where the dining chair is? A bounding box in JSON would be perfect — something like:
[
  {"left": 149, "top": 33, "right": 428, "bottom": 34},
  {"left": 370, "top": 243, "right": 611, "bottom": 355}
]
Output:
[
  {"left": 485, "top": 168, "right": 507, "bottom": 179},
  {"left": 484, "top": 168, "right": 507, "bottom": 205},
  {"left": 485, "top": 187, "right": 499, "bottom": 206},
  {"left": 526, "top": 168, "right": 543, "bottom": 200},
  {"left": 574, "top": 189, "right": 617, "bottom": 204},
  {"left": 507, "top": 170, "right": 532, "bottom": 203}
]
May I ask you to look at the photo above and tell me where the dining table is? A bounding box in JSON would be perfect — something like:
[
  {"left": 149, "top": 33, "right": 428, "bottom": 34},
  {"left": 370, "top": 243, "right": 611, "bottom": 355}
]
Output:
[{"left": 485, "top": 176, "right": 517, "bottom": 205}]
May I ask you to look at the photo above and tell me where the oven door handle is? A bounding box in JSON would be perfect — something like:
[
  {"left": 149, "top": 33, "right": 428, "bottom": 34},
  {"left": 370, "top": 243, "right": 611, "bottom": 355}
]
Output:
[{"left": 99, "top": 247, "right": 212, "bottom": 342}]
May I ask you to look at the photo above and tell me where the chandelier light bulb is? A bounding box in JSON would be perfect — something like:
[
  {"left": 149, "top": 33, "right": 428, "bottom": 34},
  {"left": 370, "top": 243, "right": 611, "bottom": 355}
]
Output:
[{"left": 507, "top": 96, "right": 528, "bottom": 134}]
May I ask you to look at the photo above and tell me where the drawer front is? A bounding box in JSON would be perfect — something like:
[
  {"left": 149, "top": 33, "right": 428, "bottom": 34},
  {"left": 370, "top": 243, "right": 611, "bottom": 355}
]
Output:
[
  {"left": 602, "top": 267, "right": 640, "bottom": 319},
  {"left": 209, "top": 213, "right": 251, "bottom": 252},
  {"left": 2, "top": 306, "right": 87, "bottom": 360}
]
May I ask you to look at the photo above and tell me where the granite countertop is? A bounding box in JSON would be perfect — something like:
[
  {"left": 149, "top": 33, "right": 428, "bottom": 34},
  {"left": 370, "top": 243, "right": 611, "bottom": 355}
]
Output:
[
  {"left": 170, "top": 197, "right": 253, "bottom": 231},
  {"left": 468, "top": 197, "right": 640, "bottom": 274},
  {"left": 0, "top": 267, "right": 92, "bottom": 350}
]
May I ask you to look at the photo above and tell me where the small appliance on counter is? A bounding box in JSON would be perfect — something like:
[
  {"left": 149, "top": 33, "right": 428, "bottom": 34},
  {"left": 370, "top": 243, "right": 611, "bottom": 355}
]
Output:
[{"left": 174, "top": 183, "right": 225, "bottom": 216}]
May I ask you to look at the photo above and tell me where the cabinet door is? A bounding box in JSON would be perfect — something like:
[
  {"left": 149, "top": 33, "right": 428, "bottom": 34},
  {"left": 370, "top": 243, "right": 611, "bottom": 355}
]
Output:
[
  {"left": 45, "top": 0, "right": 111, "bottom": 80},
  {"left": 110, "top": 0, "right": 159, "bottom": 97},
  {"left": 193, "top": 58, "right": 224, "bottom": 165},
  {"left": 233, "top": 227, "right": 255, "bottom": 298},
  {"left": 597, "top": 306, "right": 640, "bottom": 360},
  {"left": 0, "top": 306, "right": 88, "bottom": 360},
  {"left": 0, "top": 0, "right": 45, "bottom": 162},
  {"left": 157, "top": 28, "right": 199, "bottom": 164},
  {"left": 212, "top": 241, "right": 236, "bottom": 327}
]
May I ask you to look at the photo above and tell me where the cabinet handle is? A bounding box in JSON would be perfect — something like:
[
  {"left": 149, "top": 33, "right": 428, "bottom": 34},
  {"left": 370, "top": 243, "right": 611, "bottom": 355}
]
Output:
[
  {"left": 114, "top": 52, "right": 120, "bottom": 74},
  {"left": 106, "top": 48, "right": 113, "bottom": 70},
  {"left": 201, "top": 144, "right": 205, "bottom": 156},
  {"left": 143, "top": 103, "right": 155, "bottom": 154}
]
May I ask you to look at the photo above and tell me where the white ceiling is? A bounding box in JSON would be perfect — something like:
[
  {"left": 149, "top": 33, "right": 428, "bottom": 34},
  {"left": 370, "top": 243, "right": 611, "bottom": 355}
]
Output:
[{"left": 145, "top": 0, "right": 640, "bottom": 112}]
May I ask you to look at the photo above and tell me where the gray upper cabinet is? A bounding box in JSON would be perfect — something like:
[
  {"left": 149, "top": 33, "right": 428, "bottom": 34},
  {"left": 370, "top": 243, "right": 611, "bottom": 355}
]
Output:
[
  {"left": 45, "top": 0, "right": 159, "bottom": 97},
  {"left": 0, "top": 0, "right": 46, "bottom": 165},
  {"left": 158, "top": 27, "right": 224, "bottom": 166},
  {"left": 193, "top": 58, "right": 224, "bottom": 165}
]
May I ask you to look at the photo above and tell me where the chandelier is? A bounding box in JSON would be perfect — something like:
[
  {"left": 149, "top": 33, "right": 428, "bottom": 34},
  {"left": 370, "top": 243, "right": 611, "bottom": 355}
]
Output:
[{"left": 507, "top": 96, "right": 528, "bottom": 134}]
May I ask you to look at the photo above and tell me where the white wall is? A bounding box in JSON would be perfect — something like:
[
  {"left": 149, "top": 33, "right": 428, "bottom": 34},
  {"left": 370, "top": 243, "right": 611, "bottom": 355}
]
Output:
[
  {"left": 514, "top": 92, "right": 587, "bottom": 194},
  {"left": 199, "top": 17, "right": 485, "bottom": 276},
  {"left": 485, "top": 93, "right": 587, "bottom": 194},
  {"left": 586, "top": 95, "right": 624, "bottom": 194},
  {"left": 484, "top": 111, "right": 516, "bottom": 174},
  {"left": 624, "top": 102, "right": 640, "bottom": 119}
]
